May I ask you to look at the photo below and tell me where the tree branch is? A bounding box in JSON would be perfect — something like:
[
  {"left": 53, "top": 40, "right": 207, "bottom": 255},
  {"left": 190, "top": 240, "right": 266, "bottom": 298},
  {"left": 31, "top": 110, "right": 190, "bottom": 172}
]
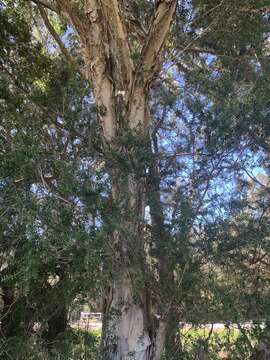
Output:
[
  {"left": 242, "top": 167, "right": 269, "bottom": 190},
  {"left": 127, "top": 0, "right": 177, "bottom": 128},
  {"left": 48, "top": 0, "right": 117, "bottom": 140},
  {"left": 55, "top": 0, "right": 89, "bottom": 42},
  {"left": 100, "top": 0, "right": 134, "bottom": 89},
  {"left": 83, "top": 0, "right": 116, "bottom": 140},
  {"left": 139, "top": 0, "right": 177, "bottom": 87},
  {"left": 176, "top": 46, "right": 221, "bottom": 56},
  {"left": 31, "top": 0, "right": 57, "bottom": 12},
  {"left": 38, "top": 165, "right": 74, "bottom": 206},
  {"left": 37, "top": 3, "right": 83, "bottom": 76}
]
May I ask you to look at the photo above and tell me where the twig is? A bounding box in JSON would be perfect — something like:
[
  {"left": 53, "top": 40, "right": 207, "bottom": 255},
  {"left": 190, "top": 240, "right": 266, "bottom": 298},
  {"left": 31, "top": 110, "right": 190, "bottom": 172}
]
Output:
[
  {"left": 242, "top": 167, "right": 269, "bottom": 190},
  {"left": 38, "top": 165, "right": 74, "bottom": 206}
]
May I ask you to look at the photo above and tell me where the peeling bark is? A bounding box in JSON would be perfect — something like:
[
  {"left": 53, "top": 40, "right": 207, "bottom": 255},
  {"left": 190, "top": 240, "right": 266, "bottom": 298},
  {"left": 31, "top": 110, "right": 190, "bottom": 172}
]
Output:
[
  {"left": 100, "top": 0, "right": 134, "bottom": 89},
  {"left": 100, "top": 277, "right": 150, "bottom": 360},
  {"left": 128, "top": 87, "right": 147, "bottom": 130},
  {"left": 99, "top": 275, "right": 168, "bottom": 360},
  {"left": 32, "top": 1, "right": 177, "bottom": 359},
  {"left": 138, "top": 0, "right": 177, "bottom": 87}
]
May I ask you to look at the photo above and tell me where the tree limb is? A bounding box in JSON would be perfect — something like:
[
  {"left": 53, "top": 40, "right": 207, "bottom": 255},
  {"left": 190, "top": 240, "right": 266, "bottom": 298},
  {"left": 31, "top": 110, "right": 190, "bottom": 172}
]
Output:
[
  {"left": 37, "top": 3, "right": 83, "bottom": 76},
  {"left": 138, "top": 0, "right": 177, "bottom": 87},
  {"left": 83, "top": 0, "right": 116, "bottom": 140},
  {"left": 38, "top": 165, "right": 74, "bottom": 206},
  {"left": 100, "top": 0, "right": 134, "bottom": 89},
  {"left": 55, "top": 0, "right": 89, "bottom": 42},
  {"left": 242, "top": 167, "right": 269, "bottom": 190},
  {"left": 176, "top": 46, "right": 221, "bottom": 56},
  {"left": 127, "top": 0, "right": 177, "bottom": 128},
  {"left": 50, "top": 0, "right": 117, "bottom": 140},
  {"left": 31, "top": 0, "right": 57, "bottom": 12}
]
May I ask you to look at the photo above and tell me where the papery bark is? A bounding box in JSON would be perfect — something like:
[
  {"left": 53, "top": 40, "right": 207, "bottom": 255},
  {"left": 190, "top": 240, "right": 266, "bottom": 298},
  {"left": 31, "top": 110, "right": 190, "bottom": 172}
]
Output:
[
  {"left": 100, "top": 276, "right": 167, "bottom": 360},
  {"left": 33, "top": 1, "right": 177, "bottom": 359}
]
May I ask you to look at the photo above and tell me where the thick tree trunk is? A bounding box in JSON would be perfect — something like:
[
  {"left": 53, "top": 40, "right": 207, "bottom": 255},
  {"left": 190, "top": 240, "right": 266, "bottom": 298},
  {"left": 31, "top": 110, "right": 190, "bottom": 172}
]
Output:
[
  {"left": 99, "top": 277, "right": 149, "bottom": 360},
  {"left": 99, "top": 276, "right": 166, "bottom": 360},
  {"left": 98, "top": 163, "right": 167, "bottom": 360},
  {"left": 34, "top": 2, "right": 177, "bottom": 359}
]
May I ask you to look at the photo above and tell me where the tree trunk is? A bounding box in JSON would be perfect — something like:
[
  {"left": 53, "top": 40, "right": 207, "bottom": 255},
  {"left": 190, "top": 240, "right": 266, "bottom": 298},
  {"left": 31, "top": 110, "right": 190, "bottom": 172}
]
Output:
[
  {"left": 33, "top": 2, "right": 177, "bottom": 359},
  {"left": 98, "top": 161, "right": 167, "bottom": 360},
  {"left": 99, "top": 276, "right": 166, "bottom": 360},
  {"left": 165, "top": 312, "right": 182, "bottom": 359}
]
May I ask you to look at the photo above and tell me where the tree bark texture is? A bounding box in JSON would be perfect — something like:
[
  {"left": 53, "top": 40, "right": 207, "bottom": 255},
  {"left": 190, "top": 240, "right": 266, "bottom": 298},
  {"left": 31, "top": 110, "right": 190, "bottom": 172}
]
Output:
[{"left": 99, "top": 276, "right": 168, "bottom": 360}]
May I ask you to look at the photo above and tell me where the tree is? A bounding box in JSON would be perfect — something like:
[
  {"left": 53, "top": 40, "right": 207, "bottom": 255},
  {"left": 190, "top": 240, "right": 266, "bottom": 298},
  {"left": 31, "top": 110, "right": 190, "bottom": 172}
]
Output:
[
  {"left": 23, "top": 1, "right": 178, "bottom": 358},
  {"left": 2, "top": 0, "right": 270, "bottom": 359}
]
